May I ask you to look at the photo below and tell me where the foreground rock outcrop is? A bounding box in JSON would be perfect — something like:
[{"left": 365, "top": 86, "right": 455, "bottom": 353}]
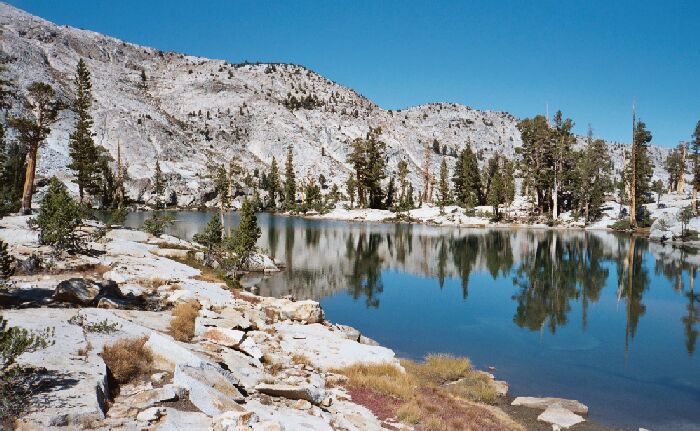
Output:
[{"left": 0, "top": 216, "right": 400, "bottom": 430}]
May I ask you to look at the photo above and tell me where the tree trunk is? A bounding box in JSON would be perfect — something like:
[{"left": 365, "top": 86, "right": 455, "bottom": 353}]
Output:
[
  {"left": 219, "top": 201, "right": 225, "bottom": 239},
  {"left": 21, "top": 144, "right": 38, "bottom": 215},
  {"left": 552, "top": 174, "right": 559, "bottom": 220},
  {"left": 693, "top": 188, "right": 698, "bottom": 215}
]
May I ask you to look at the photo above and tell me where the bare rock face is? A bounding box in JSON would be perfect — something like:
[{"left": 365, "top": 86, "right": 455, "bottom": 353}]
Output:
[{"left": 0, "top": 3, "right": 670, "bottom": 207}]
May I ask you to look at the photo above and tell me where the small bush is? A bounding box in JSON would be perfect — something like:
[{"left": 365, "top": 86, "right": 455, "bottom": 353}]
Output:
[
  {"left": 142, "top": 212, "right": 175, "bottom": 236},
  {"left": 101, "top": 336, "right": 152, "bottom": 384},
  {"left": 169, "top": 301, "right": 200, "bottom": 342},
  {"left": 30, "top": 178, "right": 82, "bottom": 252}
]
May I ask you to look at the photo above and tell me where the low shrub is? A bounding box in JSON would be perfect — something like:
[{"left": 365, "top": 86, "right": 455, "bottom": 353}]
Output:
[
  {"left": 101, "top": 336, "right": 152, "bottom": 384},
  {"left": 169, "top": 301, "right": 201, "bottom": 342}
]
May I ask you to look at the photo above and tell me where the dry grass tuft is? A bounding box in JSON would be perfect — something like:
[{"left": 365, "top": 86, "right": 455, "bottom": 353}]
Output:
[
  {"left": 101, "top": 336, "right": 152, "bottom": 384},
  {"left": 169, "top": 301, "right": 201, "bottom": 342},
  {"left": 137, "top": 277, "right": 167, "bottom": 291},
  {"left": 335, "top": 362, "right": 414, "bottom": 401},
  {"left": 336, "top": 355, "right": 519, "bottom": 431},
  {"left": 396, "top": 400, "right": 421, "bottom": 424},
  {"left": 402, "top": 354, "right": 472, "bottom": 385},
  {"left": 291, "top": 354, "right": 312, "bottom": 367},
  {"left": 444, "top": 372, "right": 497, "bottom": 404}
]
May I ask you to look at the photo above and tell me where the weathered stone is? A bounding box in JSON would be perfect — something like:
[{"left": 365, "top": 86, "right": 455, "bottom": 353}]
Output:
[
  {"left": 136, "top": 406, "right": 164, "bottom": 422},
  {"left": 274, "top": 323, "right": 398, "bottom": 370},
  {"left": 97, "top": 297, "right": 131, "bottom": 309},
  {"left": 252, "top": 421, "right": 283, "bottom": 431},
  {"left": 201, "top": 327, "right": 246, "bottom": 347},
  {"left": 511, "top": 397, "right": 588, "bottom": 415},
  {"left": 245, "top": 400, "right": 332, "bottom": 430},
  {"left": 127, "top": 385, "right": 179, "bottom": 409},
  {"left": 157, "top": 408, "right": 212, "bottom": 431},
  {"left": 144, "top": 331, "right": 207, "bottom": 371},
  {"left": 326, "top": 400, "right": 384, "bottom": 431},
  {"left": 219, "top": 349, "right": 268, "bottom": 391},
  {"left": 54, "top": 278, "right": 101, "bottom": 305},
  {"left": 537, "top": 404, "right": 586, "bottom": 429},
  {"left": 238, "top": 331, "right": 271, "bottom": 360},
  {"left": 151, "top": 248, "right": 191, "bottom": 258},
  {"left": 173, "top": 363, "right": 245, "bottom": 416},
  {"left": 255, "top": 383, "right": 325, "bottom": 404},
  {"left": 212, "top": 410, "right": 256, "bottom": 431},
  {"left": 268, "top": 299, "right": 324, "bottom": 324}
]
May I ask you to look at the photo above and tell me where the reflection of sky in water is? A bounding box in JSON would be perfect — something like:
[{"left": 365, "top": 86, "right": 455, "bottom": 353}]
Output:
[{"left": 120, "top": 211, "right": 700, "bottom": 431}]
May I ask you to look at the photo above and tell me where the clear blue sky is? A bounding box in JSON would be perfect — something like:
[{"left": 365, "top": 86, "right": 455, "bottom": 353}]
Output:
[{"left": 8, "top": 0, "right": 699, "bottom": 147}]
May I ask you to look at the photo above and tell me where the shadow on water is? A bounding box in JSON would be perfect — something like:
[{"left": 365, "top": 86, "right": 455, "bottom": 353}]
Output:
[{"left": 121, "top": 211, "right": 700, "bottom": 430}]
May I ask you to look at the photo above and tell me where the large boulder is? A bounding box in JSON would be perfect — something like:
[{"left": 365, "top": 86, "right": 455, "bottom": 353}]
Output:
[
  {"left": 263, "top": 299, "right": 324, "bottom": 324},
  {"left": 54, "top": 278, "right": 131, "bottom": 306}
]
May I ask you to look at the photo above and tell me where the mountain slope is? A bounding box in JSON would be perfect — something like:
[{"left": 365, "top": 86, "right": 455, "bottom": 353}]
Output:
[{"left": 0, "top": 3, "right": 669, "bottom": 206}]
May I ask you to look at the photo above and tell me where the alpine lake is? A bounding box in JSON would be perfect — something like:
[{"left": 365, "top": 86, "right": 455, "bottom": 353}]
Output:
[{"left": 120, "top": 211, "right": 700, "bottom": 431}]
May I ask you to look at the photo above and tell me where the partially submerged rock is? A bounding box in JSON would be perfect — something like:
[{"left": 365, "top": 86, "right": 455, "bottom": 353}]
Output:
[
  {"left": 511, "top": 396, "right": 588, "bottom": 415},
  {"left": 537, "top": 403, "right": 586, "bottom": 429}
]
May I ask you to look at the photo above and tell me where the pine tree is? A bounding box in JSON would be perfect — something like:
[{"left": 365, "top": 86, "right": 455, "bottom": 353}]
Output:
[
  {"left": 266, "top": 157, "right": 281, "bottom": 209},
  {"left": 653, "top": 179, "right": 664, "bottom": 205},
  {"left": 225, "top": 198, "right": 260, "bottom": 270},
  {"left": 626, "top": 120, "right": 653, "bottom": 226},
  {"left": 153, "top": 159, "right": 165, "bottom": 209},
  {"left": 502, "top": 158, "right": 516, "bottom": 218},
  {"left": 214, "top": 164, "right": 229, "bottom": 229},
  {"left": 67, "top": 59, "right": 100, "bottom": 204},
  {"left": 484, "top": 154, "right": 505, "bottom": 220},
  {"left": 0, "top": 240, "right": 14, "bottom": 280},
  {"left": 692, "top": 121, "right": 700, "bottom": 214},
  {"left": 575, "top": 126, "right": 612, "bottom": 222},
  {"left": 385, "top": 176, "right": 395, "bottom": 209},
  {"left": 516, "top": 115, "right": 552, "bottom": 216},
  {"left": 284, "top": 145, "right": 296, "bottom": 210},
  {"left": 397, "top": 159, "right": 409, "bottom": 208},
  {"left": 550, "top": 111, "right": 576, "bottom": 220},
  {"left": 452, "top": 142, "right": 482, "bottom": 208},
  {"left": 486, "top": 155, "right": 504, "bottom": 220},
  {"left": 9, "top": 82, "right": 61, "bottom": 214},
  {"left": 438, "top": 159, "right": 449, "bottom": 213},
  {"left": 193, "top": 215, "right": 223, "bottom": 252},
  {"left": 665, "top": 146, "right": 685, "bottom": 193},
  {"left": 345, "top": 175, "right": 356, "bottom": 208},
  {"left": 347, "top": 127, "right": 386, "bottom": 209}
]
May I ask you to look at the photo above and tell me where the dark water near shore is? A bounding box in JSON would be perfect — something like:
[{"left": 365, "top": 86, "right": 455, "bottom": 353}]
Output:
[{"left": 123, "top": 211, "right": 700, "bottom": 430}]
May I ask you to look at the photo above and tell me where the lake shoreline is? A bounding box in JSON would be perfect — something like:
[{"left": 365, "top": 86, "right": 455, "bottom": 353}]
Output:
[{"left": 0, "top": 214, "right": 615, "bottom": 430}]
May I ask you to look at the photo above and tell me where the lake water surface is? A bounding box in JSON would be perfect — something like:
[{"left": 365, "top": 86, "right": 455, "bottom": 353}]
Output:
[{"left": 123, "top": 211, "right": 700, "bottom": 430}]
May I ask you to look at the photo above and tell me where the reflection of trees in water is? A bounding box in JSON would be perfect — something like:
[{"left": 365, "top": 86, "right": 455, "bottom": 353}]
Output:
[
  {"left": 482, "top": 230, "right": 514, "bottom": 279},
  {"left": 615, "top": 236, "right": 649, "bottom": 357},
  {"left": 654, "top": 248, "right": 700, "bottom": 355},
  {"left": 284, "top": 221, "right": 295, "bottom": 269},
  {"left": 255, "top": 215, "right": 698, "bottom": 356},
  {"left": 512, "top": 232, "right": 608, "bottom": 334},
  {"left": 345, "top": 232, "right": 384, "bottom": 308},
  {"left": 451, "top": 235, "right": 479, "bottom": 299},
  {"left": 267, "top": 216, "right": 279, "bottom": 260}
]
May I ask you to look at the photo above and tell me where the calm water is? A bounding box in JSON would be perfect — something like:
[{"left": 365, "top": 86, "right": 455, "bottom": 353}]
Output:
[{"left": 123, "top": 211, "right": 700, "bottom": 430}]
